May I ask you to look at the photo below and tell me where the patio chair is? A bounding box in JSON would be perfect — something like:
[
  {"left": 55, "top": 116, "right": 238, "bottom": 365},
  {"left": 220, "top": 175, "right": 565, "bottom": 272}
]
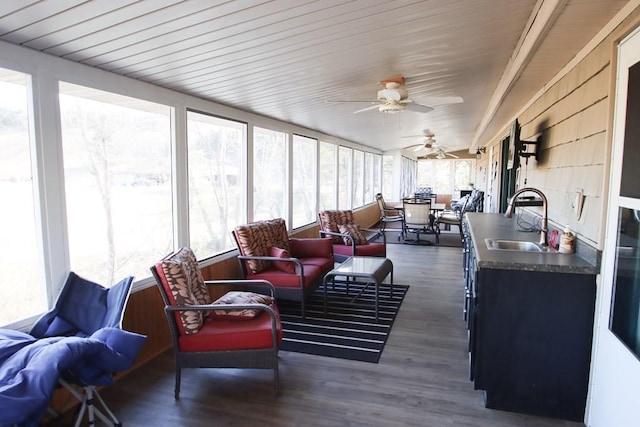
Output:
[
  {"left": 318, "top": 210, "right": 386, "bottom": 263},
  {"left": 150, "top": 247, "right": 282, "bottom": 398},
  {"left": 402, "top": 198, "right": 440, "bottom": 245},
  {"left": 436, "top": 193, "right": 473, "bottom": 242},
  {"left": 232, "top": 218, "right": 334, "bottom": 318},
  {"left": 375, "top": 193, "right": 404, "bottom": 234},
  {"left": 29, "top": 272, "right": 143, "bottom": 427}
]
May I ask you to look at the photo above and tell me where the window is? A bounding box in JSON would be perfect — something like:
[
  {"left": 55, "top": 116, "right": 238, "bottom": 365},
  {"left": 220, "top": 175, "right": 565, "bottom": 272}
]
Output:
[
  {"left": 400, "top": 156, "right": 417, "bottom": 198},
  {"left": 364, "top": 152, "right": 372, "bottom": 203},
  {"left": 319, "top": 141, "right": 337, "bottom": 210},
  {"left": 0, "top": 69, "right": 43, "bottom": 325},
  {"left": 187, "top": 111, "right": 245, "bottom": 256},
  {"left": 382, "top": 154, "right": 394, "bottom": 199},
  {"left": 253, "top": 127, "right": 287, "bottom": 221},
  {"left": 417, "top": 159, "right": 475, "bottom": 195},
  {"left": 59, "top": 83, "right": 172, "bottom": 286},
  {"left": 292, "top": 134, "right": 317, "bottom": 228},
  {"left": 352, "top": 150, "right": 364, "bottom": 208},
  {"left": 338, "top": 146, "right": 352, "bottom": 210}
]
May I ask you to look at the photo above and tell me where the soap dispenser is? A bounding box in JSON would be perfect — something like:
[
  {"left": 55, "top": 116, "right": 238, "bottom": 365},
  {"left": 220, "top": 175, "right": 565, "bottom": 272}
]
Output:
[{"left": 559, "top": 225, "right": 575, "bottom": 254}]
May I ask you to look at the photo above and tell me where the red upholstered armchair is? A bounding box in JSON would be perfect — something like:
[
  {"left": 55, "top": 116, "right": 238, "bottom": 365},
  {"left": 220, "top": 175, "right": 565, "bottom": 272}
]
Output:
[
  {"left": 150, "top": 247, "right": 282, "bottom": 398},
  {"left": 232, "top": 218, "right": 334, "bottom": 318},
  {"left": 318, "top": 210, "right": 386, "bottom": 263}
]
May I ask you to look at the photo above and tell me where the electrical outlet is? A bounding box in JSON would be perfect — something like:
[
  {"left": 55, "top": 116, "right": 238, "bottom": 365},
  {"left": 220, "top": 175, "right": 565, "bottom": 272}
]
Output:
[{"left": 572, "top": 189, "right": 584, "bottom": 219}]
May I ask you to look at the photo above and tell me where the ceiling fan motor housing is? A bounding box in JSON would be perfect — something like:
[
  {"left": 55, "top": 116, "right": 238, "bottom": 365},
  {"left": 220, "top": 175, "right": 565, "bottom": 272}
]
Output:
[{"left": 377, "top": 82, "right": 408, "bottom": 102}]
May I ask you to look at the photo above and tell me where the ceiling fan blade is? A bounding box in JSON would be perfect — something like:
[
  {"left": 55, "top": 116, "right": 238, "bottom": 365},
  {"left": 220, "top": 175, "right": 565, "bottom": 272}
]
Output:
[
  {"left": 402, "top": 143, "right": 424, "bottom": 151},
  {"left": 353, "top": 104, "right": 381, "bottom": 114},
  {"left": 405, "top": 103, "right": 434, "bottom": 113},
  {"left": 402, "top": 128, "right": 435, "bottom": 139},
  {"left": 445, "top": 152, "right": 459, "bottom": 158},
  {"left": 325, "top": 100, "right": 377, "bottom": 104},
  {"left": 421, "top": 96, "right": 464, "bottom": 106}
]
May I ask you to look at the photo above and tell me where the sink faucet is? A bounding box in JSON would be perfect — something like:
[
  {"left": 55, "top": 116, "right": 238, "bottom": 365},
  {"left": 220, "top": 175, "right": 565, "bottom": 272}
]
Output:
[{"left": 504, "top": 187, "right": 548, "bottom": 246}]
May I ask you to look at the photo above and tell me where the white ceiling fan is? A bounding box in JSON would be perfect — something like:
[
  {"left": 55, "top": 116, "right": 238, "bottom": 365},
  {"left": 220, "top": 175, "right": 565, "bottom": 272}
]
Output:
[
  {"left": 402, "top": 129, "right": 456, "bottom": 154},
  {"left": 329, "top": 77, "right": 463, "bottom": 114},
  {"left": 421, "top": 148, "right": 459, "bottom": 159}
]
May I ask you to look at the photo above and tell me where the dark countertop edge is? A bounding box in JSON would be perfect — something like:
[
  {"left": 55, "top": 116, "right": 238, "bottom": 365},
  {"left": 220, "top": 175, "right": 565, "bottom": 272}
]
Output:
[{"left": 466, "top": 213, "right": 600, "bottom": 275}]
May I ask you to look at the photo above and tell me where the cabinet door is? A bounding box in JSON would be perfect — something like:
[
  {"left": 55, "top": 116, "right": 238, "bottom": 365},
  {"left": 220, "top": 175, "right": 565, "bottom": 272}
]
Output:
[{"left": 473, "top": 269, "right": 595, "bottom": 421}]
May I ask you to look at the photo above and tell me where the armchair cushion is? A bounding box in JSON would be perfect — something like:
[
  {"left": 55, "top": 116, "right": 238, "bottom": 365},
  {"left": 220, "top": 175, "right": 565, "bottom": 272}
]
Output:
[
  {"left": 269, "top": 246, "right": 296, "bottom": 274},
  {"left": 319, "top": 210, "right": 355, "bottom": 244},
  {"left": 157, "top": 260, "right": 203, "bottom": 335},
  {"left": 172, "top": 247, "right": 212, "bottom": 306},
  {"left": 338, "top": 223, "right": 369, "bottom": 245},
  {"left": 333, "top": 242, "right": 386, "bottom": 258},
  {"left": 211, "top": 291, "right": 274, "bottom": 319},
  {"left": 289, "top": 237, "right": 333, "bottom": 258},
  {"left": 178, "top": 309, "right": 281, "bottom": 352},
  {"left": 234, "top": 218, "right": 290, "bottom": 274},
  {"left": 249, "top": 264, "right": 325, "bottom": 288}
]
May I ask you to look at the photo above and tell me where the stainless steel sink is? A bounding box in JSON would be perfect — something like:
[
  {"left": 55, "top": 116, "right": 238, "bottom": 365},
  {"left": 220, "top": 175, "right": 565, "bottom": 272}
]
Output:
[{"left": 485, "top": 238, "right": 542, "bottom": 252}]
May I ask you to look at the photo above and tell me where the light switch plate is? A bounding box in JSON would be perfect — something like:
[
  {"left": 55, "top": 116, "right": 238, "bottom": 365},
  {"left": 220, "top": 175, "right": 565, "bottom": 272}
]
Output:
[{"left": 572, "top": 189, "right": 584, "bottom": 219}]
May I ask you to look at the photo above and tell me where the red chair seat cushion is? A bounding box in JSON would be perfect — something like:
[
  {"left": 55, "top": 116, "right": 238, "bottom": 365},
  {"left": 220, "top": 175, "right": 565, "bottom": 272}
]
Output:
[
  {"left": 333, "top": 242, "right": 385, "bottom": 257},
  {"left": 247, "top": 264, "right": 324, "bottom": 288},
  {"left": 178, "top": 305, "right": 282, "bottom": 352}
]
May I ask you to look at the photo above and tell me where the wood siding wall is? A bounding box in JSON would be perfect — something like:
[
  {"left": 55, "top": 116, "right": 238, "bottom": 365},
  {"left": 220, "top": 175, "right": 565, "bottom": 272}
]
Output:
[{"left": 479, "top": 8, "right": 640, "bottom": 249}]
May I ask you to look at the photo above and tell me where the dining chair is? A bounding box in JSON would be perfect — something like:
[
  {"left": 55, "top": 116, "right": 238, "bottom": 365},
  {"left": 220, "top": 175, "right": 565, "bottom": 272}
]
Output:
[
  {"left": 375, "top": 193, "right": 404, "bottom": 234},
  {"left": 402, "top": 198, "right": 440, "bottom": 245}
]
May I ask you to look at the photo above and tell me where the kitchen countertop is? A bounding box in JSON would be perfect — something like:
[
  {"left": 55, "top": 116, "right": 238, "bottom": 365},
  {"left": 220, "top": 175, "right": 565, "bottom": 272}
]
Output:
[{"left": 465, "top": 212, "right": 600, "bottom": 274}]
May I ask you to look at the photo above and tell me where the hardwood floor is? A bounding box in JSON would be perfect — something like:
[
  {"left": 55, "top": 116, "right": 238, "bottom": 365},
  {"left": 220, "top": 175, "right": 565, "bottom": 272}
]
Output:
[{"left": 86, "top": 242, "right": 583, "bottom": 426}]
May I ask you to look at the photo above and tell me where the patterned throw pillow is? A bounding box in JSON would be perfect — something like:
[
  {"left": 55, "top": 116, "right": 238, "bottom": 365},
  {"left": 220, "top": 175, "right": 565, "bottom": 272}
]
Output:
[
  {"left": 269, "top": 246, "right": 296, "bottom": 274},
  {"left": 159, "top": 258, "right": 203, "bottom": 335},
  {"left": 338, "top": 223, "right": 370, "bottom": 245},
  {"left": 211, "top": 291, "right": 274, "bottom": 319},
  {"left": 174, "top": 247, "right": 211, "bottom": 306},
  {"left": 319, "top": 210, "right": 355, "bottom": 244}
]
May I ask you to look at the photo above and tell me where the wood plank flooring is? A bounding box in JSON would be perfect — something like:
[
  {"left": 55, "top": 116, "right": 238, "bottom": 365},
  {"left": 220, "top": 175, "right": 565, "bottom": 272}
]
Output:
[{"left": 76, "top": 243, "right": 584, "bottom": 426}]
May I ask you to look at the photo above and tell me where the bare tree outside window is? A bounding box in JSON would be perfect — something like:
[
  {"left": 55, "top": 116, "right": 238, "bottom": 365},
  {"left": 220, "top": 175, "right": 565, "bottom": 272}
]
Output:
[
  {"left": 253, "top": 127, "right": 287, "bottom": 221},
  {"left": 319, "top": 141, "right": 337, "bottom": 210},
  {"left": 60, "top": 83, "right": 172, "bottom": 286},
  {"left": 353, "top": 150, "right": 364, "bottom": 208},
  {"left": 292, "top": 135, "right": 317, "bottom": 228},
  {"left": 0, "top": 69, "right": 43, "bottom": 326},
  {"left": 187, "top": 111, "right": 245, "bottom": 256},
  {"left": 338, "top": 146, "right": 352, "bottom": 210}
]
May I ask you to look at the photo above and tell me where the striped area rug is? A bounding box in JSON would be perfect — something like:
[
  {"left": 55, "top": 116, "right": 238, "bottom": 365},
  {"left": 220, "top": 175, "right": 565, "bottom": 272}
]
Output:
[{"left": 277, "top": 281, "right": 409, "bottom": 363}]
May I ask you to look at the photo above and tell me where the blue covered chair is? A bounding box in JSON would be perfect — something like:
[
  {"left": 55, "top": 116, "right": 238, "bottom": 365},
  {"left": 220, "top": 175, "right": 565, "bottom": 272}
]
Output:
[{"left": 29, "top": 272, "right": 139, "bottom": 427}]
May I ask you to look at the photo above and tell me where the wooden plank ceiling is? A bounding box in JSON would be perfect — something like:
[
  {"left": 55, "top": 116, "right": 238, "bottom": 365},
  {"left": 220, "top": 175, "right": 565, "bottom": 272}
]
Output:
[{"left": 0, "top": 0, "right": 631, "bottom": 155}]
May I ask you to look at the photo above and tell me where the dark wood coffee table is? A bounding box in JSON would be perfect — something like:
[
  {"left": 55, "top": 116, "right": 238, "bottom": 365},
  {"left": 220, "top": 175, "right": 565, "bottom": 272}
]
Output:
[{"left": 322, "top": 256, "right": 394, "bottom": 320}]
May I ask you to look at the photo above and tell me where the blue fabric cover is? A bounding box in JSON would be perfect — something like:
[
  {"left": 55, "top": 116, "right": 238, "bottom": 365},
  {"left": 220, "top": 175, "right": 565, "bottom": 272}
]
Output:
[
  {"left": 30, "top": 273, "right": 133, "bottom": 339},
  {"left": 0, "top": 327, "right": 146, "bottom": 427}
]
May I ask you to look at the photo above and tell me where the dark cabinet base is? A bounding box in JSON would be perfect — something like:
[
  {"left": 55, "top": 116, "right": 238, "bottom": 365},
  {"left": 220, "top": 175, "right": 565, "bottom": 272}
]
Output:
[
  {"left": 484, "top": 390, "right": 586, "bottom": 423},
  {"left": 471, "top": 268, "right": 596, "bottom": 423}
]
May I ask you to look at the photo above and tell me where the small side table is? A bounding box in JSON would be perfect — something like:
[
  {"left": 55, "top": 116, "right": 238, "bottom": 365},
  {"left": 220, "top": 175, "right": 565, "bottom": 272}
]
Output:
[{"left": 323, "top": 256, "right": 394, "bottom": 320}]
